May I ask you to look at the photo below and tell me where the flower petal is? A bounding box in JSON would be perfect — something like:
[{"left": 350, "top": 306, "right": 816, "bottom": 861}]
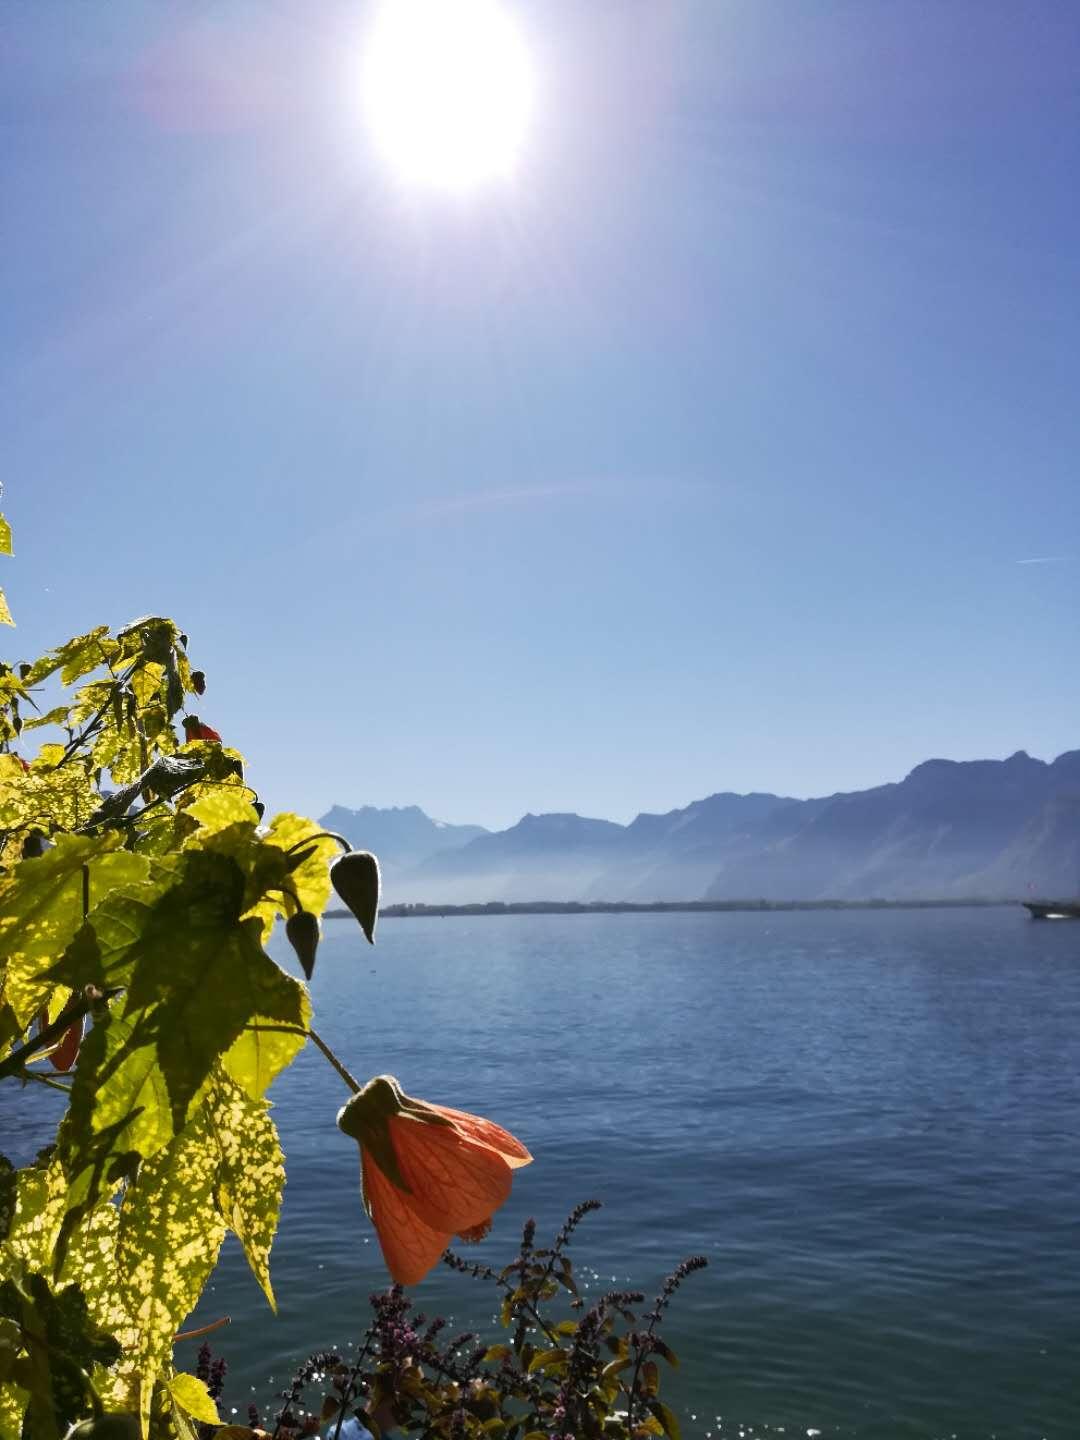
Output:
[
  {"left": 427, "top": 1104, "right": 533, "bottom": 1168},
  {"left": 389, "top": 1113, "right": 513, "bottom": 1233},
  {"left": 362, "top": 1148, "right": 452, "bottom": 1285}
]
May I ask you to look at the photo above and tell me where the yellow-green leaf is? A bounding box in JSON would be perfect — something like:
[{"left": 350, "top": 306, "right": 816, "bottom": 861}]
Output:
[
  {"left": 220, "top": 979, "right": 310, "bottom": 1102},
  {"left": 526, "top": 1347, "right": 567, "bottom": 1375},
  {"left": 183, "top": 788, "right": 259, "bottom": 839},
  {"left": 25, "top": 629, "right": 114, "bottom": 687},
  {"left": 2, "top": 1154, "right": 68, "bottom": 1274},
  {"left": 21, "top": 709, "right": 71, "bottom": 733},
  {"left": 0, "top": 515, "right": 11, "bottom": 556},
  {"left": 116, "top": 1109, "right": 226, "bottom": 1384},
  {"left": 0, "top": 1379, "right": 28, "bottom": 1440},
  {"left": 166, "top": 1374, "right": 219, "bottom": 1426},
  {"left": 0, "top": 834, "right": 145, "bottom": 1027},
  {"left": 0, "top": 591, "right": 12, "bottom": 628},
  {"left": 203, "top": 1076, "right": 284, "bottom": 1310},
  {"left": 647, "top": 1400, "right": 681, "bottom": 1440},
  {"left": 97, "top": 851, "right": 307, "bottom": 1127},
  {"left": 130, "top": 665, "right": 164, "bottom": 709},
  {"left": 59, "top": 1202, "right": 130, "bottom": 1340},
  {"left": 59, "top": 1007, "right": 174, "bottom": 1223},
  {"left": 243, "top": 814, "right": 337, "bottom": 940}
]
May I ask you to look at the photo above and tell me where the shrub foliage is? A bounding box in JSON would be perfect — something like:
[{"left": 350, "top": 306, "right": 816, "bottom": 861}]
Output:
[{"left": 0, "top": 520, "right": 703, "bottom": 1440}]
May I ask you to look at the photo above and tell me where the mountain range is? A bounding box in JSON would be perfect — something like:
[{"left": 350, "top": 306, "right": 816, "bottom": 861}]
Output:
[{"left": 320, "top": 749, "right": 1080, "bottom": 904}]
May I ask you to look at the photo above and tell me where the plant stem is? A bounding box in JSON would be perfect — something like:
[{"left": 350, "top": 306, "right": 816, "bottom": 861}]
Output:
[
  {"left": 20, "top": 1070, "right": 73, "bottom": 1095},
  {"left": 285, "top": 831, "right": 352, "bottom": 855},
  {"left": 243, "top": 1023, "right": 361, "bottom": 1093},
  {"left": 330, "top": 1335, "right": 375, "bottom": 1440},
  {"left": 308, "top": 1027, "right": 362, "bottom": 1093},
  {"left": 173, "top": 1316, "right": 231, "bottom": 1343}
]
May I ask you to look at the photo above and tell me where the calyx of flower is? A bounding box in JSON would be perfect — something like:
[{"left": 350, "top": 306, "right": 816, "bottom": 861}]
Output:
[{"left": 336, "top": 1074, "right": 453, "bottom": 1198}]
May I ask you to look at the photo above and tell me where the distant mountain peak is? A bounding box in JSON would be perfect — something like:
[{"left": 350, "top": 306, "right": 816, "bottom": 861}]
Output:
[
  {"left": 318, "top": 803, "right": 488, "bottom": 875},
  {"left": 369, "top": 747, "right": 1080, "bottom": 905}
]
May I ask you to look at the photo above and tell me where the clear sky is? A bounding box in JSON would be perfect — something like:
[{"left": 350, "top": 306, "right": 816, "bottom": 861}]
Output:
[{"left": 3, "top": 1, "right": 1078, "bottom": 830}]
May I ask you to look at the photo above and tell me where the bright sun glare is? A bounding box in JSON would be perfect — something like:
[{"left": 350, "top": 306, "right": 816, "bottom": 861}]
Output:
[{"left": 361, "top": 0, "right": 535, "bottom": 191}]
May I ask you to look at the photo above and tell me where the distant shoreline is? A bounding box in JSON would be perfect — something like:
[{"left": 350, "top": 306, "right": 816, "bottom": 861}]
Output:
[{"left": 325, "top": 897, "right": 1022, "bottom": 920}]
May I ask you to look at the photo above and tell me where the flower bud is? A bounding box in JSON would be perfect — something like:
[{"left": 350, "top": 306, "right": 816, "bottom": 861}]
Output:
[
  {"left": 329, "top": 851, "right": 380, "bottom": 944},
  {"left": 285, "top": 910, "right": 321, "bottom": 981}
]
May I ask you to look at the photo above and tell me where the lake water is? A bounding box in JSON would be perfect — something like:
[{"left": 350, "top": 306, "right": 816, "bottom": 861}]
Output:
[{"left": 6, "top": 909, "right": 1080, "bottom": 1438}]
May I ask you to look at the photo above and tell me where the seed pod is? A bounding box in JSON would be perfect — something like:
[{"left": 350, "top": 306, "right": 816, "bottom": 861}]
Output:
[
  {"left": 330, "top": 850, "right": 380, "bottom": 944},
  {"left": 50, "top": 1017, "right": 83, "bottom": 1072},
  {"left": 286, "top": 910, "right": 320, "bottom": 981}
]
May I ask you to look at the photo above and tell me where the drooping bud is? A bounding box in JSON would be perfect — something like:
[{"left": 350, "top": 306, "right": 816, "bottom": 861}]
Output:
[
  {"left": 329, "top": 850, "right": 380, "bottom": 944},
  {"left": 182, "top": 715, "right": 222, "bottom": 743},
  {"left": 285, "top": 910, "right": 320, "bottom": 981},
  {"left": 50, "top": 1017, "right": 83, "bottom": 1072}
]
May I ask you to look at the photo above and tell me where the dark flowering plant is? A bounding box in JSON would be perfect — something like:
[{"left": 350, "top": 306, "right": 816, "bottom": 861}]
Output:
[{"left": 221, "top": 1204, "right": 705, "bottom": 1440}]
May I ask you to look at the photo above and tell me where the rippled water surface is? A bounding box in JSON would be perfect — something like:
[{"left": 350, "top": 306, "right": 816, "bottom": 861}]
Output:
[{"left": 8, "top": 908, "right": 1080, "bottom": 1438}]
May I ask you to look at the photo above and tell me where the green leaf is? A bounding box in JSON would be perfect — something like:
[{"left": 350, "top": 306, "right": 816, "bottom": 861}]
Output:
[
  {"left": 202, "top": 1076, "right": 284, "bottom": 1309},
  {"left": 219, "top": 982, "right": 310, "bottom": 1100},
  {"left": 78, "top": 1010, "right": 171, "bottom": 1156},
  {"left": 3, "top": 1154, "right": 69, "bottom": 1275},
  {"left": 0, "top": 1380, "right": 28, "bottom": 1440},
  {"left": 115, "top": 1109, "right": 227, "bottom": 1382},
  {"left": 129, "top": 665, "right": 164, "bottom": 710},
  {"left": 0, "top": 1328, "right": 20, "bottom": 1384},
  {"left": 58, "top": 1007, "right": 173, "bottom": 1238},
  {"left": 63, "top": 850, "right": 303, "bottom": 1128},
  {"left": 166, "top": 1374, "right": 220, "bottom": 1426},
  {"left": 21, "top": 709, "right": 71, "bottom": 733},
  {"left": 647, "top": 1399, "right": 681, "bottom": 1440},
  {"left": 24, "top": 630, "right": 115, "bottom": 688},
  {"left": 182, "top": 788, "right": 259, "bottom": 838},
  {"left": 0, "top": 835, "right": 147, "bottom": 1027},
  {"left": 651, "top": 1338, "right": 679, "bottom": 1369},
  {"left": 0, "top": 1273, "right": 120, "bottom": 1440},
  {"left": 600, "top": 1358, "right": 631, "bottom": 1386},
  {"left": 59, "top": 1202, "right": 130, "bottom": 1341},
  {"left": 0, "top": 592, "right": 13, "bottom": 629},
  {"left": 0, "top": 1158, "right": 14, "bottom": 1244},
  {"left": 115, "top": 617, "right": 176, "bottom": 668},
  {"left": 526, "top": 1347, "right": 567, "bottom": 1375},
  {"left": 0, "top": 516, "right": 11, "bottom": 556},
  {"left": 242, "top": 814, "right": 338, "bottom": 940}
]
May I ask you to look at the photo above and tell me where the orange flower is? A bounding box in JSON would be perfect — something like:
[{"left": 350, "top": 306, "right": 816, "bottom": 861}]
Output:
[{"left": 337, "top": 1075, "right": 532, "bottom": 1285}]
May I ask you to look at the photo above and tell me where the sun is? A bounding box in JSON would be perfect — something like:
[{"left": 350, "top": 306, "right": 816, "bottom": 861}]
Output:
[{"left": 361, "top": 0, "right": 535, "bottom": 191}]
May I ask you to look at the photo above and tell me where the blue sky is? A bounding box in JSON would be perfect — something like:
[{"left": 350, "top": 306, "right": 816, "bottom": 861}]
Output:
[{"left": 3, "top": 1, "right": 1078, "bottom": 829}]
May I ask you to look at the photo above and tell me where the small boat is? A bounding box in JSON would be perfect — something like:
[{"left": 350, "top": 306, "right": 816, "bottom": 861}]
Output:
[{"left": 1024, "top": 900, "right": 1080, "bottom": 920}]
